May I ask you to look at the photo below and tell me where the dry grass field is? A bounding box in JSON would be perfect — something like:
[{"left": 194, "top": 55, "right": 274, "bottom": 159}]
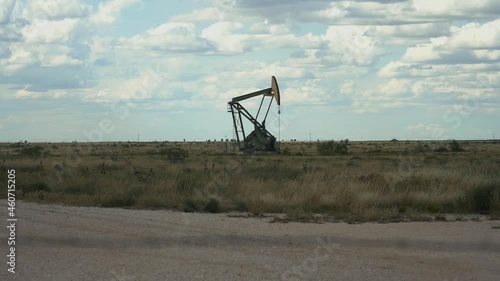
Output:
[{"left": 1, "top": 139, "right": 499, "bottom": 222}]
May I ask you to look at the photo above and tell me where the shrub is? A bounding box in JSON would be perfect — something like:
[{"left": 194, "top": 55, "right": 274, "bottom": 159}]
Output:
[
  {"left": 174, "top": 174, "right": 195, "bottom": 196},
  {"left": 180, "top": 198, "right": 217, "bottom": 213},
  {"left": 174, "top": 171, "right": 209, "bottom": 196},
  {"left": 449, "top": 140, "right": 465, "bottom": 152},
  {"left": 23, "top": 182, "right": 51, "bottom": 194},
  {"left": 161, "top": 147, "right": 189, "bottom": 163},
  {"left": 205, "top": 198, "right": 221, "bottom": 213},
  {"left": 99, "top": 195, "right": 137, "bottom": 207},
  {"left": 97, "top": 185, "right": 145, "bottom": 207},
  {"left": 317, "top": 139, "right": 349, "bottom": 155},
  {"left": 247, "top": 164, "right": 302, "bottom": 181},
  {"left": 19, "top": 146, "right": 44, "bottom": 158},
  {"left": 434, "top": 147, "right": 449, "bottom": 152},
  {"left": 281, "top": 147, "right": 291, "bottom": 155},
  {"left": 64, "top": 183, "right": 97, "bottom": 195},
  {"left": 460, "top": 183, "right": 500, "bottom": 214}
]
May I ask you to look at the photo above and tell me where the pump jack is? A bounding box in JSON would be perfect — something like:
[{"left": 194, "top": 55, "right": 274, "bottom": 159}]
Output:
[{"left": 227, "top": 76, "right": 281, "bottom": 152}]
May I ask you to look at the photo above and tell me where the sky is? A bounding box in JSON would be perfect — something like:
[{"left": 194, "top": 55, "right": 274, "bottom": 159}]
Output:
[{"left": 0, "top": 0, "right": 499, "bottom": 142}]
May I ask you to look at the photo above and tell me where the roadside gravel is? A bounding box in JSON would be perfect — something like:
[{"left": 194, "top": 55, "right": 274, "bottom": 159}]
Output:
[{"left": 1, "top": 201, "right": 499, "bottom": 281}]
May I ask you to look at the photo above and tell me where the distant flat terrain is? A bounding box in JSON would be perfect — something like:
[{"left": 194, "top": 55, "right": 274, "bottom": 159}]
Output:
[{"left": 1, "top": 201, "right": 499, "bottom": 281}]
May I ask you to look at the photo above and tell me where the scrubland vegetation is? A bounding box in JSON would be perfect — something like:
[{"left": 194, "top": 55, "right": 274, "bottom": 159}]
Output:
[{"left": 1, "top": 139, "right": 499, "bottom": 222}]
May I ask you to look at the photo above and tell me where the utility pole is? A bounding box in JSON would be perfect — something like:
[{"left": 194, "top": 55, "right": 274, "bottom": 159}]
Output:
[
  {"left": 138, "top": 134, "right": 140, "bottom": 143},
  {"left": 309, "top": 132, "right": 312, "bottom": 143}
]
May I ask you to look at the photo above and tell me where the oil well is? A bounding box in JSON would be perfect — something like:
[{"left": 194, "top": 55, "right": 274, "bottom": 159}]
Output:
[{"left": 227, "top": 76, "right": 281, "bottom": 152}]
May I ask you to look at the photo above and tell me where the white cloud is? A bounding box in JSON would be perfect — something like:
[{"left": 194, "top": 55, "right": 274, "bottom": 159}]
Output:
[
  {"left": 15, "top": 88, "right": 68, "bottom": 99},
  {"left": 378, "top": 79, "right": 412, "bottom": 96},
  {"left": 402, "top": 19, "right": 500, "bottom": 64},
  {"left": 403, "top": 43, "right": 444, "bottom": 63},
  {"left": 0, "top": 0, "right": 15, "bottom": 24},
  {"left": 198, "top": 20, "right": 382, "bottom": 66},
  {"left": 411, "top": 0, "right": 499, "bottom": 17},
  {"left": 200, "top": 21, "right": 324, "bottom": 54},
  {"left": 313, "top": 2, "right": 347, "bottom": 22},
  {"left": 321, "top": 25, "right": 383, "bottom": 66},
  {"left": 170, "top": 7, "right": 225, "bottom": 22},
  {"left": 369, "top": 23, "right": 451, "bottom": 42},
  {"left": 1, "top": 44, "right": 83, "bottom": 73},
  {"left": 90, "top": 0, "right": 140, "bottom": 24},
  {"left": 284, "top": 80, "right": 326, "bottom": 105},
  {"left": 408, "top": 123, "right": 425, "bottom": 131},
  {"left": 448, "top": 19, "right": 500, "bottom": 49},
  {"left": 122, "top": 22, "right": 212, "bottom": 52},
  {"left": 201, "top": 21, "right": 246, "bottom": 53},
  {"left": 22, "top": 0, "right": 91, "bottom": 20},
  {"left": 22, "top": 18, "right": 81, "bottom": 44},
  {"left": 340, "top": 80, "right": 354, "bottom": 95},
  {"left": 408, "top": 122, "right": 454, "bottom": 139},
  {"left": 86, "top": 70, "right": 163, "bottom": 102},
  {"left": 379, "top": 61, "right": 435, "bottom": 78},
  {"left": 6, "top": 47, "right": 36, "bottom": 70},
  {"left": 40, "top": 54, "right": 82, "bottom": 67}
]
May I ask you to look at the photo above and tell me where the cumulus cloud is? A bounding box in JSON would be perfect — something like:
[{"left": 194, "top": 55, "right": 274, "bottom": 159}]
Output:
[
  {"left": 411, "top": 0, "right": 500, "bottom": 17},
  {"left": 448, "top": 19, "right": 500, "bottom": 49},
  {"left": 200, "top": 21, "right": 324, "bottom": 54},
  {"left": 89, "top": 0, "right": 140, "bottom": 24},
  {"left": 402, "top": 19, "right": 500, "bottom": 64},
  {"left": 0, "top": 0, "right": 16, "bottom": 24},
  {"left": 170, "top": 7, "right": 225, "bottom": 22},
  {"left": 0, "top": 0, "right": 142, "bottom": 93},
  {"left": 22, "top": 18, "right": 81, "bottom": 44},
  {"left": 378, "top": 78, "right": 412, "bottom": 96},
  {"left": 321, "top": 25, "right": 383, "bottom": 65},
  {"left": 122, "top": 22, "right": 213, "bottom": 53},
  {"left": 22, "top": 0, "right": 91, "bottom": 20}
]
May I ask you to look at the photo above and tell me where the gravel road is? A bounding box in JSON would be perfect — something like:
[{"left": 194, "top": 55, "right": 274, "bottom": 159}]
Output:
[{"left": 1, "top": 200, "right": 499, "bottom": 281}]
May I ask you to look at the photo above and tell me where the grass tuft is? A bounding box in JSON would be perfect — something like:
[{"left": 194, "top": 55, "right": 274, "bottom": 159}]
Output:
[{"left": 459, "top": 182, "right": 500, "bottom": 214}]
